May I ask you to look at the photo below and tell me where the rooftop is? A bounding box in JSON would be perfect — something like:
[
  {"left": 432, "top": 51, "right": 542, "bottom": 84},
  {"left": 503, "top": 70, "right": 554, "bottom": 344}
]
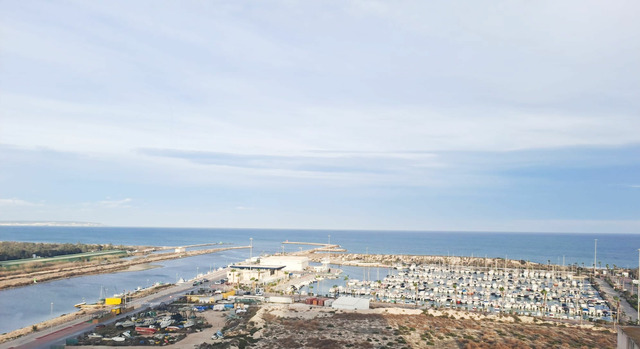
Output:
[
  {"left": 230, "top": 264, "right": 285, "bottom": 270},
  {"left": 621, "top": 326, "right": 640, "bottom": 346}
]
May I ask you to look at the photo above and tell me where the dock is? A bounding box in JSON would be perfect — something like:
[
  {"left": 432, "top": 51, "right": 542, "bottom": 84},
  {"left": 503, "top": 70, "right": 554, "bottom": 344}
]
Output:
[{"left": 283, "top": 241, "right": 347, "bottom": 253}]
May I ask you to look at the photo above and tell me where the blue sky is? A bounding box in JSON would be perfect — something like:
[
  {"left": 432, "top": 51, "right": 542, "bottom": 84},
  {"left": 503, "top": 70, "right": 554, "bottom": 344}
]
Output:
[{"left": 1, "top": 1, "right": 639, "bottom": 233}]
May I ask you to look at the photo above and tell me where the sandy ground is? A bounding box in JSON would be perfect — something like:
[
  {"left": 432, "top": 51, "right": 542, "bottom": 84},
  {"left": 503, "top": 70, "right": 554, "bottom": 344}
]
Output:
[
  {"left": 0, "top": 308, "right": 99, "bottom": 344},
  {"left": 245, "top": 304, "right": 616, "bottom": 349},
  {"left": 123, "top": 264, "right": 162, "bottom": 272}
]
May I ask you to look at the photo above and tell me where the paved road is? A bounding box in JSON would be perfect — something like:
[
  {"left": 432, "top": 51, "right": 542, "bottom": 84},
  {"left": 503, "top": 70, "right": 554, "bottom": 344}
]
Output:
[
  {"left": 0, "top": 269, "right": 228, "bottom": 349},
  {"left": 593, "top": 277, "right": 637, "bottom": 324}
]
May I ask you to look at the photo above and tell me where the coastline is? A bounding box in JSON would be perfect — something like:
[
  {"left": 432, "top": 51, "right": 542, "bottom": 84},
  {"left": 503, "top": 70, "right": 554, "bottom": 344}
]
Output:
[{"left": 0, "top": 246, "right": 248, "bottom": 291}]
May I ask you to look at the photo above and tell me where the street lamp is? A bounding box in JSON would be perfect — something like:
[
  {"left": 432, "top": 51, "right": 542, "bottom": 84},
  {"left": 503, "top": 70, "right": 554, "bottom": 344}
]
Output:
[
  {"left": 249, "top": 238, "right": 253, "bottom": 260},
  {"left": 594, "top": 239, "right": 597, "bottom": 277}
]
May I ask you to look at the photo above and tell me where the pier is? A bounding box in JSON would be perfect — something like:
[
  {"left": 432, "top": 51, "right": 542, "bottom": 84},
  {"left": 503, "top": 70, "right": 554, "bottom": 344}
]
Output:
[
  {"left": 282, "top": 241, "right": 347, "bottom": 254},
  {"left": 153, "top": 242, "right": 230, "bottom": 252}
]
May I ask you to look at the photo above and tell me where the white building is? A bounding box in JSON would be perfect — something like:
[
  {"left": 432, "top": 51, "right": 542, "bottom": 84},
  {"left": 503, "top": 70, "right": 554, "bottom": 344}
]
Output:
[
  {"left": 259, "top": 256, "right": 309, "bottom": 272},
  {"left": 331, "top": 296, "right": 370, "bottom": 310},
  {"left": 227, "top": 264, "right": 287, "bottom": 285},
  {"left": 618, "top": 327, "right": 640, "bottom": 349}
]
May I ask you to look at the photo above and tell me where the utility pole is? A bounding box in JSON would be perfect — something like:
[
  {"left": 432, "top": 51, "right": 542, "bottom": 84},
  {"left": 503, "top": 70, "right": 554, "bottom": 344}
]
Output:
[
  {"left": 328, "top": 234, "right": 331, "bottom": 264},
  {"left": 594, "top": 239, "right": 597, "bottom": 277}
]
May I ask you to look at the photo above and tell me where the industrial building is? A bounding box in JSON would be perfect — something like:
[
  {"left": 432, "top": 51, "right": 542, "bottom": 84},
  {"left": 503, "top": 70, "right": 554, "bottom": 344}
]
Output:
[
  {"left": 331, "top": 296, "right": 370, "bottom": 310},
  {"left": 259, "top": 256, "right": 309, "bottom": 272}
]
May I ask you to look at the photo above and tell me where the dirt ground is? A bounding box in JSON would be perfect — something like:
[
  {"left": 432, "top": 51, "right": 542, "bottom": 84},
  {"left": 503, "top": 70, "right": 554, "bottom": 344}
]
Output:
[{"left": 227, "top": 304, "right": 616, "bottom": 349}]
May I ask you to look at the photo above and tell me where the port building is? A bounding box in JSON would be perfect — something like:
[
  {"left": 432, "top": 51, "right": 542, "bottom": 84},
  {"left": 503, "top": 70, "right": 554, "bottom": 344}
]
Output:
[
  {"left": 259, "top": 256, "right": 309, "bottom": 272},
  {"left": 227, "top": 264, "right": 287, "bottom": 285}
]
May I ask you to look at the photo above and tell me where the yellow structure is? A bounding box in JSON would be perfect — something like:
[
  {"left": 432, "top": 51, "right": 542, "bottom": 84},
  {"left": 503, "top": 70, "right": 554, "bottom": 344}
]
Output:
[
  {"left": 105, "top": 297, "right": 122, "bottom": 305},
  {"left": 222, "top": 290, "right": 236, "bottom": 299}
]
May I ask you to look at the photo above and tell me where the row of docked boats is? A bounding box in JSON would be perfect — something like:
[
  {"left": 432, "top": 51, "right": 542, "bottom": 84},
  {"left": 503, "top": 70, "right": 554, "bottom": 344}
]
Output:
[{"left": 329, "top": 264, "right": 613, "bottom": 321}]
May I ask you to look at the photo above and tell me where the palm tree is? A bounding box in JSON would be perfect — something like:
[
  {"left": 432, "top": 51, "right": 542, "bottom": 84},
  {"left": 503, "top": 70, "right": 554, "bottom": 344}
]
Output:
[
  {"left": 499, "top": 286, "right": 505, "bottom": 313},
  {"left": 453, "top": 283, "right": 457, "bottom": 307},
  {"left": 613, "top": 296, "right": 620, "bottom": 329},
  {"left": 541, "top": 289, "right": 548, "bottom": 313},
  {"left": 598, "top": 261, "right": 602, "bottom": 276}
]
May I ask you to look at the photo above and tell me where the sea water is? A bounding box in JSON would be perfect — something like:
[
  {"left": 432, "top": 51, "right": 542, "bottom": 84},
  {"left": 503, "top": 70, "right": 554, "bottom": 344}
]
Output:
[{"left": 0, "top": 227, "right": 638, "bottom": 333}]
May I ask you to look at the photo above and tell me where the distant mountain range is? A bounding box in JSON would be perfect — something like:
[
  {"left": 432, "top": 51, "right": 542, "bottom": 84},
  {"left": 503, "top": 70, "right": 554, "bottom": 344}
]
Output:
[{"left": 0, "top": 221, "right": 104, "bottom": 227}]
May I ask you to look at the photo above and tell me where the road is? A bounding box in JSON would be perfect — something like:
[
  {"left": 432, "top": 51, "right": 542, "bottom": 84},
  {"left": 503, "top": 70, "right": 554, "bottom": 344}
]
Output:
[
  {"left": 0, "top": 269, "right": 228, "bottom": 349},
  {"left": 593, "top": 277, "right": 637, "bottom": 324}
]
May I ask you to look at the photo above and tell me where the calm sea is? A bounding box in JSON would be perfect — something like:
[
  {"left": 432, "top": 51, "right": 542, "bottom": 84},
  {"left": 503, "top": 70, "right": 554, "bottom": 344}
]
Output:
[
  {"left": 0, "top": 227, "right": 638, "bottom": 334},
  {"left": 1, "top": 226, "right": 638, "bottom": 267}
]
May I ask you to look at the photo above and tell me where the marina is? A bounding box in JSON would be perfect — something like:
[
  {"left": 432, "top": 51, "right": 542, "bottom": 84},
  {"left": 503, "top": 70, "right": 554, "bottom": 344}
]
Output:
[{"left": 328, "top": 264, "right": 612, "bottom": 321}]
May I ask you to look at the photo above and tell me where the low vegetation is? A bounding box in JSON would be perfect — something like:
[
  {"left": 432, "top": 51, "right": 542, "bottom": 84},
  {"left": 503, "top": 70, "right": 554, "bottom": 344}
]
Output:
[{"left": 0, "top": 241, "right": 126, "bottom": 261}]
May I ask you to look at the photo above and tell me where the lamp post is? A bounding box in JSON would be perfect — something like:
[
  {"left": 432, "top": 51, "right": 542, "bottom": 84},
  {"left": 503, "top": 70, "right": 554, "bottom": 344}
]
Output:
[
  {"left": 637, "top": 249, "right": 639, "bottom": 324},
  {"left": 50, "top": 302, "right": 53, "bottom": 316},
  {"left": 249, "top": 238, "right": 253, "bottom": 260},
  {"left": 594, "top": 239, "right": 597, "bottom": 277},
  {"left": 328, "top": 234, "right": 331, "bottom": 264}
]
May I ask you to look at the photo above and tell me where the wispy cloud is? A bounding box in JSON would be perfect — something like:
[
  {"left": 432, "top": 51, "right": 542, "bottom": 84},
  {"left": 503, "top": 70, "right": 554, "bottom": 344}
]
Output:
[
  {"left": 138, "top": 148, "right": 439, "bottom": 175},
  {"left": 97, "top": 198, "right": 133, "bottom": 209},
  {"left": 0, "top": 198, "right": 42, "bottom": 207}
]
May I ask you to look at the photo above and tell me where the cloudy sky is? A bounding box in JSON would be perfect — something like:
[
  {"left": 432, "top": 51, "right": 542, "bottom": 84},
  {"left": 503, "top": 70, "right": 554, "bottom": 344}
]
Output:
[{"left": 1, "top": 1, "right": 638, "bottom": 232}]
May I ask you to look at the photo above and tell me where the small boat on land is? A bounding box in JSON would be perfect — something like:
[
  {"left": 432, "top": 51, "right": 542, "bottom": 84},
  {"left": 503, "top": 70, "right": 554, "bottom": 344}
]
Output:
[
  {"left": 159, "top": 317, "right": 174, "bottom": 328},
  {"left": 116, "top": 320, "right": 134, "bottom": 328},
  {"left": 135, "top": 326, "right": 157, "bottom": 334}
]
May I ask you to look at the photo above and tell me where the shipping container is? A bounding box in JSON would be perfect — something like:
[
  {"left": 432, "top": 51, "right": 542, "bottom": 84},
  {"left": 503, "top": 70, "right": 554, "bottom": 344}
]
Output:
[{"left": 105, "top": 298, "right": 122, "bottom": 305}]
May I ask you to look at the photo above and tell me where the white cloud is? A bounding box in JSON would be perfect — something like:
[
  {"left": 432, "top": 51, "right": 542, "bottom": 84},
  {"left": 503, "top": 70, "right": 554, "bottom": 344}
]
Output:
[
  {"left": 97, "top": 198, "right": 133, "bottom": 209},
  {"left": 0, "top": 198, "right": 42, "bottom": 207}
]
